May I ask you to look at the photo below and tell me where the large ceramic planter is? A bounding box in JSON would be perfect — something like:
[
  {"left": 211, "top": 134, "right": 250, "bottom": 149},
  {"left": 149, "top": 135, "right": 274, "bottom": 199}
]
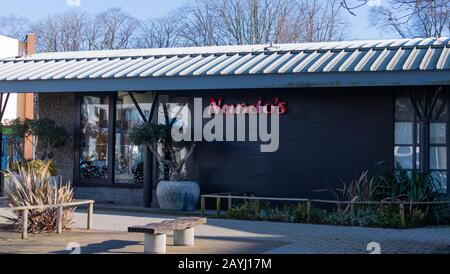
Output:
[{"left": 156, "top": 181, "right": 200, "bottom": 211}]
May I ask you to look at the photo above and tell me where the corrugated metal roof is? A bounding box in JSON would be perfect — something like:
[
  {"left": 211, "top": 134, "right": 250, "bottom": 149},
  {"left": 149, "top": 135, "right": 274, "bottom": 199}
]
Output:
[{"left": 0, "top": 37, "right": 449, "bottom": 83}]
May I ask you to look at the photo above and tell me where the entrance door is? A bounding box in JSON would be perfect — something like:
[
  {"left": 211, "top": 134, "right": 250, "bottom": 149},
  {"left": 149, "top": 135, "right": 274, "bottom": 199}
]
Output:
[{"left": 155, "top": 95, "right": 190, "bottom": 182}]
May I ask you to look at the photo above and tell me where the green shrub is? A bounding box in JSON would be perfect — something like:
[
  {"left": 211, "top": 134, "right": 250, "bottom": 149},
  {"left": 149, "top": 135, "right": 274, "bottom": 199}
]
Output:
[
  {"left": 226, "top": 201, "right": 310, "bottom": 223},
  {"left": 308, "top": 208, "right": 329, "bottom": 224},
  {"left": 3, "top": 118, "right": 69, "bottom": 161},
  {"left": 407, "top": 208, "right": 426, "bottom": 227},
  {"left": 226, "top": 200, "right": 260, "bottom": 220},
  {"left": 11, "top": 160, "right": 58, "bottom": 177},
  {"left": 374, "top": 169, "right": 442, "bottom": 202},
  {"left": 374, "top": 205, "right": 403, "bottom": 228},
  {"left": 292, "top": 203, "right": 309, "bottom": 223},
  {"left": 224, "top": 202, "right": 436, "bottom": 229},
  {"left": 222, "top": 168, "right": 448, "bottom": 229}
]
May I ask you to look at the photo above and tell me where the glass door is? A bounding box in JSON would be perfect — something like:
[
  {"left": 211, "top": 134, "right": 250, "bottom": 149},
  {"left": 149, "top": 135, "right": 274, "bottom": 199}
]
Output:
[
  {"left": 156, "top": 95, "right": 190, "bottom": 181},
  {"left": 115, "top": 92, "right": 154, "bottom": 185}
]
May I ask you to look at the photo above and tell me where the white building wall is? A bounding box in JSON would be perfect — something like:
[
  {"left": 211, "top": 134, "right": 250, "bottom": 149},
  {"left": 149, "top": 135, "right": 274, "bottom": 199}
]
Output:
[{"left": 0, "top": 35, "right": 20, "bottom": 123}]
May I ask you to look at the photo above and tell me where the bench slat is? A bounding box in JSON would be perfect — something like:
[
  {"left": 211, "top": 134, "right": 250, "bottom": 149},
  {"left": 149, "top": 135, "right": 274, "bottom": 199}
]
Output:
[{"left": 128, "top": 217, "right": 207, "bottom": 235}]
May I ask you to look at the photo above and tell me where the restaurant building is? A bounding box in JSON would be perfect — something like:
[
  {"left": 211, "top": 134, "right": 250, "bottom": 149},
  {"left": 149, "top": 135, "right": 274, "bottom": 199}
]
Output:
[{"left": 0, "top": 37, "right": 449, "bottom": 207}]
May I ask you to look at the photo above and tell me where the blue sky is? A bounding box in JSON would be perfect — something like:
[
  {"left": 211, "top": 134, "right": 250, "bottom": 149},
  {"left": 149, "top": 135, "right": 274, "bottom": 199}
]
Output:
[{"left": 0, "top": 0, "right": 399, "bottom": 40}]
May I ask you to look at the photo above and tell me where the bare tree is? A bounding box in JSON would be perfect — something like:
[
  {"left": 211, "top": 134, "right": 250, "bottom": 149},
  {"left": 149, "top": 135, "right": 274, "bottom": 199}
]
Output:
[
  {"left": 151, "top": 0, "right": 347, "bottom": 46},
  {"left": 177, "top": 0, "right": 225, "bottom": 46},
  {"left": 371, "top": 0, "right": 449, "bottom": 38},
  {"left": 286, "top": 0, "right": 347, "bottom": 42},
  {"left": 31, "top": 7, "right": 140, "bottom": 52},
  {"left": 137, "top": 16, "right": 183, "bottom": 48},
  {"left": 31, "top": 9, "right": 87, "bottom": 52},
  {"left": 341, "top": 0, "right": 449, "bottom": 38},
  {"left": 91, "top": 7, "right": 140, "bottom": 50},
  {"left": 216, "top": 0, "right": 293, "bottom": 44},
  {"left": 0, "top": 14, "right": 30, "bottom": 40},
  {"left": 17, "top": 0, "right": 349, "bottom": 53}
]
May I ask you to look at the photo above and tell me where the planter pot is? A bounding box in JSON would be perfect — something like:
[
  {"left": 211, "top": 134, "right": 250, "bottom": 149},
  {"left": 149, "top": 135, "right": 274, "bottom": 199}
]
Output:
[{"left": 156, "top": 181, "right": 200, "bottom": 211}]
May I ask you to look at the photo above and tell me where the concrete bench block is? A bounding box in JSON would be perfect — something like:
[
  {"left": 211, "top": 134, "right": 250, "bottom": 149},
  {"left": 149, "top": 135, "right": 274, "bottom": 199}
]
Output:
[
  {"left": 144, "top": 234, "right": 167, "bottom": 254},
  {"left": 174, "top": 227, "right": 195, "bottom": 246}
]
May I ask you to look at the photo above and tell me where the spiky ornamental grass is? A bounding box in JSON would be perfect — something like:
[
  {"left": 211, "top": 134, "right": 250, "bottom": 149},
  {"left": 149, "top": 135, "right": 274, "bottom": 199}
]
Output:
[{"left": 5, "top": 165, "right": 75, "bottom": 233}]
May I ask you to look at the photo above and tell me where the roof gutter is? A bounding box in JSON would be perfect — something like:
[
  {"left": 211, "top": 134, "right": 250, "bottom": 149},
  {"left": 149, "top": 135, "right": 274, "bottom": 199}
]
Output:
[{"left": 0, "top": 71, "right": 448, "bottom": 93}]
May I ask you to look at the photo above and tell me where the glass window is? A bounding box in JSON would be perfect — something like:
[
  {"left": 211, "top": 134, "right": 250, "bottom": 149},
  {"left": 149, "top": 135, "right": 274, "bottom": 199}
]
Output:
[
  {"left": 432, "top": 96, "right": 448, "bottom": 121},
  {"left": 395, "top": 91, "right": 448, "bottom": 194},
  {"left": 79, "top": 95, "right": 110, "bottom": 180},
  {"left": 395, "top": 95, "right": 415, "bottom": 121},
  {"left": 430, "top": 146, "right": 447, "bottom": 170},
  {"left": 394, "top": 146, "right": 413, "bottom": 169},
  {"left": 115, "top": 92, "right": 154, "bottom": 185},
  {"left": 429, "top": 94, "right": 448, "bottom": 194},
  {"left": 395, "top": 122, "right": 413, "bottom": 144},
  {"left": 156, "top": 96, "right": 189, "bottom": 181},
  {"left": 394, "top": 94, "right": 420, "bottom": 171},
  {"left": 430, "top": 123, "right": 446, "bottom": 144}
]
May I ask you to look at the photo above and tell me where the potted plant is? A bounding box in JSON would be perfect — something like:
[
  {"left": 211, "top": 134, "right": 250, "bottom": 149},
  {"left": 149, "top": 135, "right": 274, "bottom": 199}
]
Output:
[
  {"left": 129, "top": 104, "right": 198, "bottom": 211},
  {"left": 3, "top": 118, "right": 69, "bottom": 187},
  {"left": 3, "top": 118, "right": 70, "bottom": 162}
]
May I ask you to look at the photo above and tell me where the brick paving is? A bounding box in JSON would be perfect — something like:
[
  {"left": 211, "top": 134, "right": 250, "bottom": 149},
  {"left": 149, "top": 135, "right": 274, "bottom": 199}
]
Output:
[
  {"left": 72, "top": 209, "right": 450, "bottom": 254},
  {"left": 1, "top": 205, "right": 449, "bottom": 254}
]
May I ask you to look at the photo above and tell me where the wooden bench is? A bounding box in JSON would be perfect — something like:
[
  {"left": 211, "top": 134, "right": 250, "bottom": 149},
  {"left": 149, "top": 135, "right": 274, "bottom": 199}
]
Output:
[
  {"left": 128, "top": 217, "right": 207, "bottom": 254},
  {"left": 1, "top": 200, "right": 95, "bottom": 240}
]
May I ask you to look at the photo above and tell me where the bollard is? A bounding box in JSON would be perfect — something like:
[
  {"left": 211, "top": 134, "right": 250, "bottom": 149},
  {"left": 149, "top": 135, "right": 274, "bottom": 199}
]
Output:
[
  {"left": 200, "top": 197, "right": 205, "bottom": 217},
  {"left": 87, "top": 203, "right": 94, "bottom": 230},
  {"left": 57, "top": 206, "right": 63, "bottom": 234},
  {"left": 399, "top": 203, "right": 405, "bottom": 227},
  {"left": 216, "top": 197, "right": 221, "bottom": 216},
  {"left": 22, "top": 209, "right": 28, "bottom": 240},
  {"left": 306, "top": 200, "right": 311, "bottom": 223}
]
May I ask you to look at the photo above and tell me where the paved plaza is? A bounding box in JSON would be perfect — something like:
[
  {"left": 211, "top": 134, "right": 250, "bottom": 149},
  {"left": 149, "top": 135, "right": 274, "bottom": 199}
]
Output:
[{"left": 1, "top": 207, "right": 450, "bottom": 254}]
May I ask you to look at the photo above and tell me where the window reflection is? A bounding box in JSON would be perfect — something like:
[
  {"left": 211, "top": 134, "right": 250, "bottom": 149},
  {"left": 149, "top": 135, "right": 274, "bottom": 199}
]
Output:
[
  {"left": 394, "top": 91, "right": 448, "bottom": 194},
  {"left": 395, "top": 122, "right": 413, "bottom": 144},
  {"left": 395, "top": 96, "right": 415, "bottom": 121},
  {"left": 430, "top": 147, "right": 447, "bottom": 170},
  {"left": 115, "top": 92, "right": 153, "bottom": 185},
  {"left": 80, "top": 96, "right": 109, "bottom": 180},
  {"left": 156, "top": 96, "right": 189, "bottom": 181},
  {"left": 430, "top": 123, "right": 446, "bottom": 144}
]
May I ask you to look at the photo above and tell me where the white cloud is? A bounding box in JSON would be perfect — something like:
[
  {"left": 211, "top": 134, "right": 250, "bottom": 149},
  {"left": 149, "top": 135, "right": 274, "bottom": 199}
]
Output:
[
  {"left": 367, "top": 0, "right": 382, "bottom": 7},
  {"left": 66, "top": 0, "right": 81, "bottom": 7}
]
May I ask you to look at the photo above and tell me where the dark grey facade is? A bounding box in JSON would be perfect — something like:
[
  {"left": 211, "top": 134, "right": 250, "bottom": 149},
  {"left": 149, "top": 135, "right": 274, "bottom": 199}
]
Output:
[
  {"left": 36, "top": 87, "right": 400, "bottom": 205},
  {"left": 192, "top": 87, "right": 394, "bottom": 199}
]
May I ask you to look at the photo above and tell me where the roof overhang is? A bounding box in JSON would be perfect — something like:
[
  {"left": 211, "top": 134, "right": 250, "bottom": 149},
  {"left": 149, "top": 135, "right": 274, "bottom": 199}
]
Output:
[{"left": 0, "top": 71, "right": 448, "bottom": 93}]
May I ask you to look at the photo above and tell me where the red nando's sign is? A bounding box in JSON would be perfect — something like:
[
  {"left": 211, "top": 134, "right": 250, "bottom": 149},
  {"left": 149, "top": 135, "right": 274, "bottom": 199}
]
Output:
[{"left": 209, "top": 97, "right": 287, "bottom": 115}]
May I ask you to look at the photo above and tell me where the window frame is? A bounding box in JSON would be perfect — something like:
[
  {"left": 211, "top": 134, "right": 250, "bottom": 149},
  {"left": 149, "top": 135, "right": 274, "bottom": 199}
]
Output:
[
  {"left": 394, "top": 90, "right": 449, "bottom": 194},
  {"left": 74, "top": 92, "right": 146, "bottom": 189}
]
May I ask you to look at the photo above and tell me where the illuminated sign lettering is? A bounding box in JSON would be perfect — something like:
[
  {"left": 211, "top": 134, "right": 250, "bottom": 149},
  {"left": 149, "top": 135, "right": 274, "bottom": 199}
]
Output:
[{"left": 209, "top": 97, "right": 287, "bottom": 115}]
